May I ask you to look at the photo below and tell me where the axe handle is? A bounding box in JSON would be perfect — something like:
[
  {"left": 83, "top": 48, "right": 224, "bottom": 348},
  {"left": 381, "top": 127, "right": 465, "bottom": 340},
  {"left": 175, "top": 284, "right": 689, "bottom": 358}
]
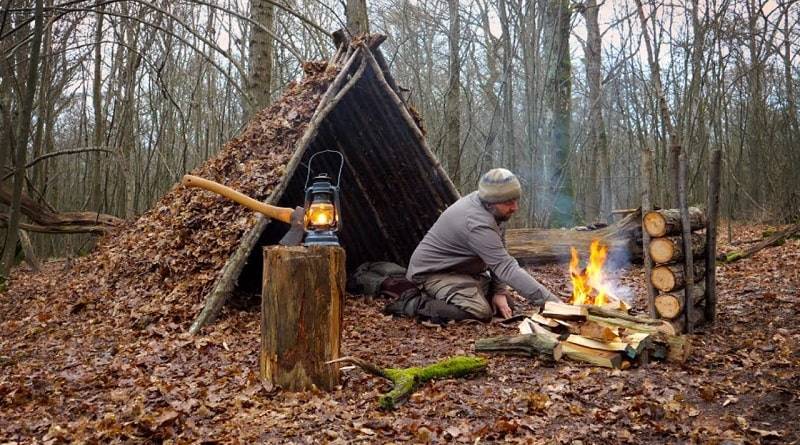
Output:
[{"left": 181, "top": 175, "right": 294, "bottom": 224}]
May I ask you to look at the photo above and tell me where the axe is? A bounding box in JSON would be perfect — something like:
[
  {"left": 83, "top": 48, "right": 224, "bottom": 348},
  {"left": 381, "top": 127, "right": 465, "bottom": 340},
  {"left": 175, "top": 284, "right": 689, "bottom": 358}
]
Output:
[{"left": 181, "top": 175, "right": 306, "bottom": 246}]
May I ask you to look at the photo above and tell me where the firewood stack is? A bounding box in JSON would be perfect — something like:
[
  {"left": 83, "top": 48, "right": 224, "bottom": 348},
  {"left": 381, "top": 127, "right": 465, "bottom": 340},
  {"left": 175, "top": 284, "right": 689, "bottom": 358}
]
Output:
[
  {"left": 643, "top": 207, "right": 709, "bottom": 333},
  {"left": 474, "top": 302, "right": 690, "bottom": 369}
]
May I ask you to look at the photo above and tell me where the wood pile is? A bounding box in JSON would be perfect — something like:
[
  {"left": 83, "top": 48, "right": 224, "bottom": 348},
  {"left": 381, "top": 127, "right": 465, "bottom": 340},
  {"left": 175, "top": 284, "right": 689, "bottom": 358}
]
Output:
[
  {"left": 643, "top": 207, "right": 712, "bottom": 333},
  {"left": 475, "top": 302, "right": 690, "bottom": 369}
]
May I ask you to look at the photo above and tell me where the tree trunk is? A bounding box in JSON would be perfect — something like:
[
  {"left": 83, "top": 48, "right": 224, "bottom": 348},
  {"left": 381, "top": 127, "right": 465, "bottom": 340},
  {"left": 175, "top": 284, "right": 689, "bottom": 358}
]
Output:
[
  {"left": 705, "top": 148, "right": 721, "bottom": 321},
  {"left": 643, "top": 207, "right": 706, "bottom": 237},
  {"left": 649, "top": 233, "right": 705, "bottom": 264},
  {"left": 543, "top": 0, "right": 573, "bottom": 226},
  {"left": 1, "top": 0, "right": 43, "bottom": 278},
  {"left": 641, "top": 147, "right": 658, "bottom": 317},
  {"left": 260, "top": 246, "right": 345, "bottom": 391},
  {"left": 444, "top": 0, "right": 461, "bottom": 188},
  {"left": 247, "top": 0, "right": 274, "bottom": 118},
  {"left": 345, "top": 0, "right": 369, "bottom": 36}
]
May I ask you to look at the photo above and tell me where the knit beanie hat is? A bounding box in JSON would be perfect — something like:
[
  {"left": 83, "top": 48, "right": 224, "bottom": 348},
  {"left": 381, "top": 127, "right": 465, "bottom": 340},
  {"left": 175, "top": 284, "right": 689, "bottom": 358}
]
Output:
[{"left": 478, "top": 168, "right": 522, "bottom": 203}]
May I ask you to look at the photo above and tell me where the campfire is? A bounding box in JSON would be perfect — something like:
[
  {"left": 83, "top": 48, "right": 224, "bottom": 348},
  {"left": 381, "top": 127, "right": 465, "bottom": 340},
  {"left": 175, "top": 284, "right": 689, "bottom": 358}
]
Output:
[{"left": 568, "top": 239, "right": 629, "bottom": 311}]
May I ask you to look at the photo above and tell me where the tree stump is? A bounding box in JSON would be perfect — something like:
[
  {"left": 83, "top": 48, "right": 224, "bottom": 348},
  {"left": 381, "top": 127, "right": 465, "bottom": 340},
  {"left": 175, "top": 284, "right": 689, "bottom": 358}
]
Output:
[{"left": 260, "top": 245, "right": 345, "bottom": 391}]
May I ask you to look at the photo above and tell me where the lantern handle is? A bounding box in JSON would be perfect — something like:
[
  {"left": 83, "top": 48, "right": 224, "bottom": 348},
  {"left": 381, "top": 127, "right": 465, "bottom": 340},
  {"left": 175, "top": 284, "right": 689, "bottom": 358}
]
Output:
[{"left": 305, "top": 150, "right": 344, "bottom": 189}]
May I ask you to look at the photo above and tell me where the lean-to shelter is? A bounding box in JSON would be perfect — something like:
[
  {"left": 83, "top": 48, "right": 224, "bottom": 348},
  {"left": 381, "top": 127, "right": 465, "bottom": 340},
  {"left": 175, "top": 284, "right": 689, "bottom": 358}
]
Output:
[{"left": 60, "top": 35, "right": 458, "bottom": 333}]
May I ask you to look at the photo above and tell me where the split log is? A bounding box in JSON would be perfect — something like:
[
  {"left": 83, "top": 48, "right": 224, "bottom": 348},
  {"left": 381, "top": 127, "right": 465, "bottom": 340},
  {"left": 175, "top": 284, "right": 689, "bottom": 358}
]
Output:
[
  {"left": 565, "top": 334, "right": 636, "bottom": 359},
  {"left": 561, "top": 342, "right": 623, "bottom": 369},
  {"left": 651, "top": 334, "right": 692, "bottom": 362},
  {"left": 542, "top": 301, "right": 588, "bottom": 321},
  {"left": 649, "top": 233, "right": 706, "bottom": 264},
  {"left": 260, "top": 246, "right": 345, "bottom": 391},
  {"left": 587, "top": 314, "right": 677, "bottom": 336},
  {"left": 519, "top": 318, "right": 561, "bottom": 341},
  {"left": 622, "top": 333, "right": 652, "bottom": 358},
  {"left": 651, "top": 262, "right": 706, "bottom": 292},
  {"left": 328, "top": 355, "right": 486, "bottom": 410},
  {"left": 578, "top": 321, "right": 620, "bottom": 342},
  {"left": 474, "top": 333, "right": 563, "bottom": 360},
  {"left": 643, "top": 207, "right": 705, "bottom": 238},
  {"left": 718, "top": 223, "right": 800, "bottom": 263},
  {"left": 506, "top": 210, "right": 643, "bottom": 266},
  {"left": 654, "top": 282, "right": 706, "bottom": 319}
]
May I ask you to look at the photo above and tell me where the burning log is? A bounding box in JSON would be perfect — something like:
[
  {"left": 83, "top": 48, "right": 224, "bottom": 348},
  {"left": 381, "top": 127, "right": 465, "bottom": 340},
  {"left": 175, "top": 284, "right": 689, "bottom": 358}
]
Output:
[
  {"left": 649, "top": 233, "right": 706, "bottom": 264},
  {"left": 651, "top": 262, "right": 706, "bottom": 292},
  {"left": 643, "top": 207, "right": 706, "bottom": 237},
  {"left": 654, "top": 283, "right": 706, "bottom": 319},
  {"left": 474, "top": 333, "right": 563, "bottom": 360}
]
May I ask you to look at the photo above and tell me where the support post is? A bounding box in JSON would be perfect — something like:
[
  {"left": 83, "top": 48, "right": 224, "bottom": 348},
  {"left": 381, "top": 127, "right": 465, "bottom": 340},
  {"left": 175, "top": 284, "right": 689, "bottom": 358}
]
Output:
[
  {"left": 705, "top": 148, "right": 722, "bottom": 322},
  {"left": 640, "top": 147, "right": 658, "bottom": 318},
  {"left": 260, "top": 245, "right": 345, "bottom": 391}
]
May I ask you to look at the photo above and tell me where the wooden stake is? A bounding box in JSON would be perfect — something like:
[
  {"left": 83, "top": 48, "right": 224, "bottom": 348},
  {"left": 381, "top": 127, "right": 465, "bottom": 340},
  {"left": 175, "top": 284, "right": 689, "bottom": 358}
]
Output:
[
  {"left": 641, "top": 147, "right": 658, "bottom": 317},
  {"left": 677, "top": 150, "right": 695, "bottom": 333}
]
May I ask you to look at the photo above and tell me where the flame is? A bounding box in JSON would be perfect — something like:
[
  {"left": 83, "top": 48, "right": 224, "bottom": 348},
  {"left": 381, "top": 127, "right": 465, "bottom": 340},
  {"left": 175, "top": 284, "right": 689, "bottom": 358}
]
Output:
[{"left": 569, "top": 239, "right": 618, "bottom": 306}]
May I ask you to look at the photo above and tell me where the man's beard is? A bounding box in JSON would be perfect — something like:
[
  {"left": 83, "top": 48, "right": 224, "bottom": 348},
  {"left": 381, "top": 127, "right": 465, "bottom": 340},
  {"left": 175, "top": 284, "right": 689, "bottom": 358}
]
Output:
[{"left": 489, "top": 206, "right": 513, "bottom": 222}]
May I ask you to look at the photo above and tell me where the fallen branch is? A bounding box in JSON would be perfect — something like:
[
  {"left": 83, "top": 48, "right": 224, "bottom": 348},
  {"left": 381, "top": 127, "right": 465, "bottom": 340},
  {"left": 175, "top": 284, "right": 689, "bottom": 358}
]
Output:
[
  {"left": 327, "top": 355, "right": 487, "bottom": 410},
  {"left": 719, "top": 224, "right": 800, "bottom": 263}
]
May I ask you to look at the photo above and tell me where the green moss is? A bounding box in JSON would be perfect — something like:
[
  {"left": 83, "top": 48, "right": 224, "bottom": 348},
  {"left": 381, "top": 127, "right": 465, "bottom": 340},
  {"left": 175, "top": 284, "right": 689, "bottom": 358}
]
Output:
[{"left": 377, "top": 356, "right": 487, "bottom": 410}]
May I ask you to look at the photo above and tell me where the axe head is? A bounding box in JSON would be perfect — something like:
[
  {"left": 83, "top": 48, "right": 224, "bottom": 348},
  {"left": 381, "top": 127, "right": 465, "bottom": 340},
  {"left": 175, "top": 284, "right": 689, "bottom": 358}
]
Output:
[{"left": 278, "top": 206, "right": 306, "bottom": 246}]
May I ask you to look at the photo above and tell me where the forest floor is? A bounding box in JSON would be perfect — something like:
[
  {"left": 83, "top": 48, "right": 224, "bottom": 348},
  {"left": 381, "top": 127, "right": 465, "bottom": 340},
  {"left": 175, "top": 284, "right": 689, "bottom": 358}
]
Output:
[{"left": 1, "top": 223, "right": 798, "bottom": 444}]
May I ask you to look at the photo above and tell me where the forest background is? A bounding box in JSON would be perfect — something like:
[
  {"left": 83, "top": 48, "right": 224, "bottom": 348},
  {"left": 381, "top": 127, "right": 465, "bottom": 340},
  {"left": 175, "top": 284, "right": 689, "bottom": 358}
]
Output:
[{"left": 1, "top": 0, "right": 798, "bottom": 276}]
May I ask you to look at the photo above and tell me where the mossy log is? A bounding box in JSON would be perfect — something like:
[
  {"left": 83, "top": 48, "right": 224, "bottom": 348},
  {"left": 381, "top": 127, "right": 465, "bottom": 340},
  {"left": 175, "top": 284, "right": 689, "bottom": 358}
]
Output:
[
  {"left": 474, "top": 333, "right": 563, "bottom": 360},
  {"left": 719, "top": 223, "right": 800, "bottom": 263},
  {"left": 328, "top": 356, "right": 487, "bottom": 410},
  {"left": 643, "top": 207, "right": 706, "bottom": 237}
]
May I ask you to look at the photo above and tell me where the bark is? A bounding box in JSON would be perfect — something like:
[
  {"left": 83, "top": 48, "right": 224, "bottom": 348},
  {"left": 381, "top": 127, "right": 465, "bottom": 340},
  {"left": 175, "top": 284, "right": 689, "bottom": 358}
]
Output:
[
  {"left": 260, "top": 246, "right": 345, "bottom": 392},
  {"left": 1, "top": 0, "right": 43, "bottom": 277}
]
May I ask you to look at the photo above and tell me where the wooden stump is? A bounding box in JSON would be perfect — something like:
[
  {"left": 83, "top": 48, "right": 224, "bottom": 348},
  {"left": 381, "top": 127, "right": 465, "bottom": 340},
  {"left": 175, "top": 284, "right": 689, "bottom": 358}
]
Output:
[
  {"left": 643, "top": 207, "right": 705, "bottom": 237},
  {"left": 260, "top": 245, "right": 345, "bottom": 391}
]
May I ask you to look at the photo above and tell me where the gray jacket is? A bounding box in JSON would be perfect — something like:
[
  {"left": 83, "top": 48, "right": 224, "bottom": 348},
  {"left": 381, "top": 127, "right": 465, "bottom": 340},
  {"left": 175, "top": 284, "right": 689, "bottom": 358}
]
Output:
[{"left": 406, "top": 191, "right": 558, "bottom": 305}]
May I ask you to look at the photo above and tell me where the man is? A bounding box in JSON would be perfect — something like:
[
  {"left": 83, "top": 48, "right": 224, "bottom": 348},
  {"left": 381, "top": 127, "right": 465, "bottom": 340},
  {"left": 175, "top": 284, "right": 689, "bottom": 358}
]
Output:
[{"left": 403, "top": 168, "right": 560, "bottom": 322}]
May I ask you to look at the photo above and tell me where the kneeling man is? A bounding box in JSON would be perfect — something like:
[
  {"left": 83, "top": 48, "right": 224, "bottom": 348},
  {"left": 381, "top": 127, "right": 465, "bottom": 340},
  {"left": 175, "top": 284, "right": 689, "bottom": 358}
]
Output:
[{"left": 405, "top": 168, "right": 559, "bottom": 321}]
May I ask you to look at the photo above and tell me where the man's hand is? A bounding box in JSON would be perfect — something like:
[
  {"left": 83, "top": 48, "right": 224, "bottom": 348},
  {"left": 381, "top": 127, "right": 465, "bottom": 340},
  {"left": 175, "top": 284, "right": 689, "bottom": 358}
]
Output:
[{"left": 491, "top": 293, "right": 513, "bottom": 319}]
